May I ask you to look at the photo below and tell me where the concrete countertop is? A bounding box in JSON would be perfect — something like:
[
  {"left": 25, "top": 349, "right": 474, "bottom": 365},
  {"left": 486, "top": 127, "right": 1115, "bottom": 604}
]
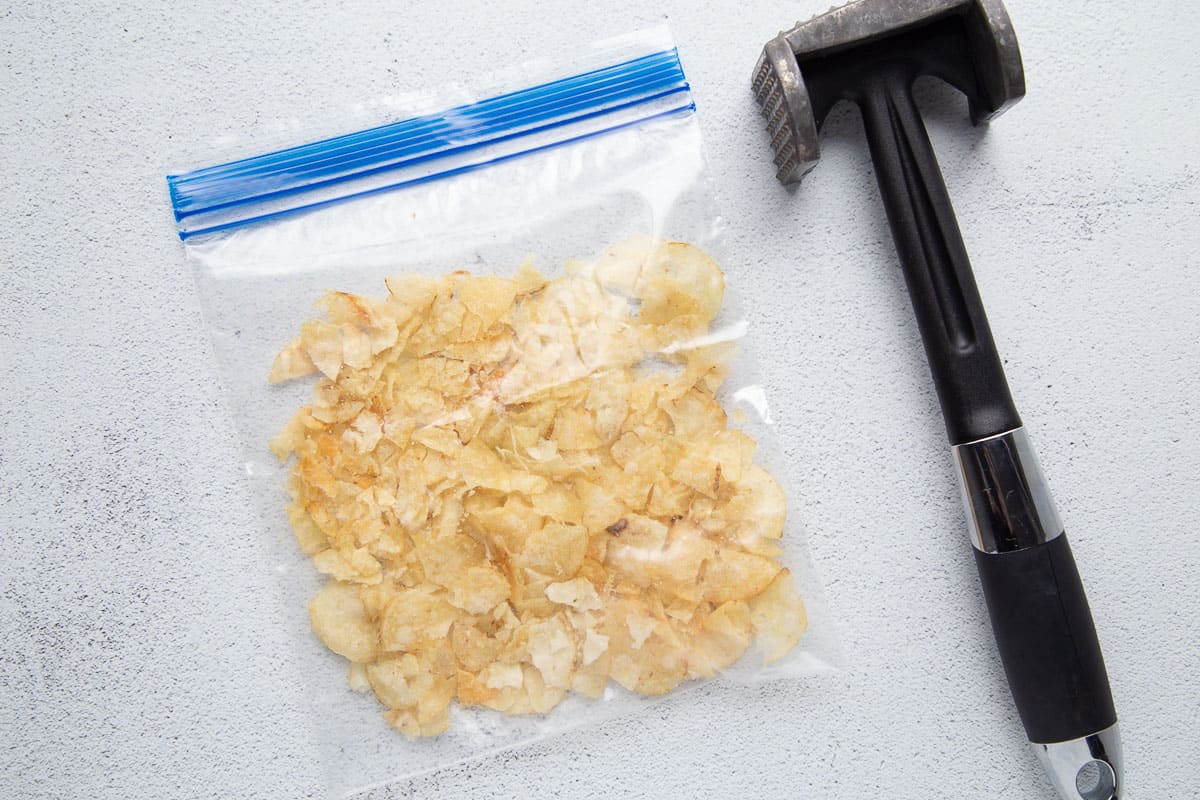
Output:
[{"left": 3, "top": 1, "right": 1197, "bottom": 797}]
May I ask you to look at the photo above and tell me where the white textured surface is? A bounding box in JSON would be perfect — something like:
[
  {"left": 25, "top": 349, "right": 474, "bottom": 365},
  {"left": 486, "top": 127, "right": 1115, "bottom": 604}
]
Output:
[{"left": 2, "top": 1, "right": 1198, "bottom": 798}]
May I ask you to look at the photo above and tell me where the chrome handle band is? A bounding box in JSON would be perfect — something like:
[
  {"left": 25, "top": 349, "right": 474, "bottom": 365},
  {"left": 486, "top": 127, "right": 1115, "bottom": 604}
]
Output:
[
  {"left": 952, "top": 427, "right": 1063, "bottom": 554},
  {"left": 1033, "top": 722, "right": 1123, "bottom": 800}
]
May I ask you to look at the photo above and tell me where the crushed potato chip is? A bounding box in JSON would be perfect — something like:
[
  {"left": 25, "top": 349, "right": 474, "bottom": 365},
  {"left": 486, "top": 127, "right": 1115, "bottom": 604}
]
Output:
[{"left": 273, "top": 239, "right": 806, "bottom": 737}]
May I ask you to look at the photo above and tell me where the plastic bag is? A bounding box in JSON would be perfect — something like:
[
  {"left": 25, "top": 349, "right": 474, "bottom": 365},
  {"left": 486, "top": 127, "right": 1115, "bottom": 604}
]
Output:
[{"left": 167, "top": 27, "right": 837, "bottom": 797}]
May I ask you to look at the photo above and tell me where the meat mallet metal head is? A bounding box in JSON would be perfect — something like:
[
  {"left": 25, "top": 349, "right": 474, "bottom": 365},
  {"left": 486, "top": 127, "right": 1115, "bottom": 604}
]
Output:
[{"left": 752, "top": 0, "right": 1025, "bottom": 184}]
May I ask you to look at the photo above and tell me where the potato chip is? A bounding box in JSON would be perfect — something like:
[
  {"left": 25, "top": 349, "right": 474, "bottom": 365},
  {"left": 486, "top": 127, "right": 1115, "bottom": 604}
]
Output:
[
  {"left": 687, "top": 600, "right": 753, "bottom": 678},
  {"left": 380, "top": 586, "right": 458, "bottom": 651},
  {"left": 520, "top": 522, "right": 587, "bottom": 578},
  {"left": 447, "top": 564, "right": 511, "bottom": 614},
  {"left": 670, "top": 429, "right": 756, "bottom": 498},
  {"left": 286, "top": 505, "right": 328, "bottom": 555},
  {"left": 313, "top": 546, "right": 383, "bottom": 585},
  {"left": 347, "top": 661, "right": 371, "bottom": 693},
  {"left": 544, "top": 577, "right": 602, "bottom": 611},
  {"left": 454, "top": 275, "right": 517, "bottom": 329},
  {"left": 699, "top": 547, "right": 781, "bottom": 604},
  {"left": 367, "top": 654, "right": 423, "bottom": 709},
  {"left": 637, "top": 243, "right": 725, "bottom": 326},
  {"left": 570, "top": 649, "right": 611, "bottom": 698},
  {"left": 448, "top": 628, "right": 491, "bottom": 676},
  {"left": 271, "top": 239, "right": 806, "bottom": 736},
  {"left": 523, "top": 663, "right": 568, "bottom": 713},
  {"left": 299, "top": 320, "right": 347, "bottom": 380},
  {"left": 580, "top": 625, "right": 609, "bottom": 666},
  {"left": 526, "top": 613, "right": 578, "bottom": 689},
  {"left": 308, "top": 581, "right": 378, "bottom": 663},
  {"left": 269, "top": 338, "right": 317, "bottom": 384},
  {"left": 750, "top": 569, "right": 809, "bottom": 664},
  {"left": 587, "top": 234, "right": 667, "bottom": 295},
  {"left": 723, "top": 464, "right": 787, "bottom": 540}
]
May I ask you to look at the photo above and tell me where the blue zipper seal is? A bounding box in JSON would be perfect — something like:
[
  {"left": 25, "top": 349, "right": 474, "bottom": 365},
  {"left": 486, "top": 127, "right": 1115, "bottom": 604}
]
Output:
[{"left": 169, "top": 48, "right": 693, "bottom": 238}]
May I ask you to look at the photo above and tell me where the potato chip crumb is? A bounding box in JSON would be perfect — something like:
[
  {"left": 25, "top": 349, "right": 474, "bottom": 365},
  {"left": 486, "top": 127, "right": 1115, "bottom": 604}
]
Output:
[
  {"left": 626, "top": 614, "right": 656, "bottom": 649},
  {"left": 545, "top": 578, "right": 602, "bottom": 611},
  {"left": 348, "top": 662, "right": 371, "bottom": 693},
  {"left": 581, "top": 627, "right": 610, "bottom": 666},
  {"left": 271, "top": 239, "right": 805, "bottom": 736},
  {"left": 482, "top": 662, "right": 523, "bottom": 690}
]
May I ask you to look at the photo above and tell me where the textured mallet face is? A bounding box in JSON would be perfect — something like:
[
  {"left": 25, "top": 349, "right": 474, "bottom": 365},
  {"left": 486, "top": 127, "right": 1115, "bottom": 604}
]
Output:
[
  {"left": 752, "top": 0, "right": 1025, "bottom": 185},
  {"left": 752, "top": 37, "right": 819, "bottom": 185}
]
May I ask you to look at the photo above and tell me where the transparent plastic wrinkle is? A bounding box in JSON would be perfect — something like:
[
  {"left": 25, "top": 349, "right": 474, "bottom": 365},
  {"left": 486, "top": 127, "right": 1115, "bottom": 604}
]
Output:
[{"left": 174, "top": 28, "right": 840, "bottom": 799}]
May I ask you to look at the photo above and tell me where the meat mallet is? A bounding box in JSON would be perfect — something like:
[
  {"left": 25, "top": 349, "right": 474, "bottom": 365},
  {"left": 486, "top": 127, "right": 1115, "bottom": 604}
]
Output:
[{"left": 752, "top": 2, "right": 1121, "bottom": 798}]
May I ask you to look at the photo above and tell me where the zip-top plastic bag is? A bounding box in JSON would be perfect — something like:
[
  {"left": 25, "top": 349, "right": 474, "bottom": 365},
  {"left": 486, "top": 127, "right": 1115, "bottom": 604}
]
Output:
[{"left": 167, "top": 27, "right": 837, "bottom": 797}]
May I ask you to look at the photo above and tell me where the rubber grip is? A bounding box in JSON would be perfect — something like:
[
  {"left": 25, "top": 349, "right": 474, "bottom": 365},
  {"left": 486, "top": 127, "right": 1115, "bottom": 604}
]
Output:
[{"left": 973, "top": 533, "right": 1116, "bottom": 743}]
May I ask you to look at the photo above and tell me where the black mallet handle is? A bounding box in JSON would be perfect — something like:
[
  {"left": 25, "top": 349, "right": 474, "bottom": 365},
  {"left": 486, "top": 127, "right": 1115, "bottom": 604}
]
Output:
[
  {"left": 857, "top": 59, "right": 1119, "bottom": 790},
  {"left": 858, "top": 67, "right": 1020, "bottom": 445}
]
